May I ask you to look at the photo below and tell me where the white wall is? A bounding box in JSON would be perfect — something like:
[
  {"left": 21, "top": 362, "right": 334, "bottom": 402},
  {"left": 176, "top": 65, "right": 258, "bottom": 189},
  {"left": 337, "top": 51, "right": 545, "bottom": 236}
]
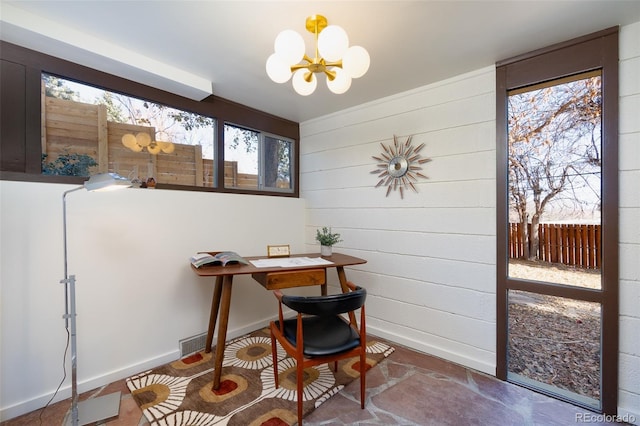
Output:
[
  {"left": 618, "top": 21, "right": 640, "bottom": 421},
  {"left": 0, "top": 182, "right": 306, "bottom": 420},
  {"left": 300, "top": 21, "right": 639, "bottom": 420}
]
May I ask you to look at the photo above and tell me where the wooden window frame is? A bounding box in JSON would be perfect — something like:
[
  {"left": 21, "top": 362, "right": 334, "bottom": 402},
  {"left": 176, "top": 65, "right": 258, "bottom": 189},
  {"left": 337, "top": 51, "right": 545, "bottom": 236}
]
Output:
[
  {"left": 496, "top": 27, "right": 619, "bottom": 414},
  {"left": 0, "top": 41, "right": 300, "bottom": 197}
]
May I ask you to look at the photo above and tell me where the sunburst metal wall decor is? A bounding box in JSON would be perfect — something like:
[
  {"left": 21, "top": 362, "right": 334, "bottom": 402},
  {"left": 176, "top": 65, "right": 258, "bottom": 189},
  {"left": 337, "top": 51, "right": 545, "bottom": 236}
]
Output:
[{"left": 371, "top": 135, "right": 431, "bottom": 199}]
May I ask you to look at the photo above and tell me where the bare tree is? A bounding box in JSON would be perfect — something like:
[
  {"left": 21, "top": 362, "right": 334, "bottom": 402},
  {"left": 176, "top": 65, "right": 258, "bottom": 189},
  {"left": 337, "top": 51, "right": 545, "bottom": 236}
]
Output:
[{"left": 508, "top": 75, "right": 601, "bottom": 260}]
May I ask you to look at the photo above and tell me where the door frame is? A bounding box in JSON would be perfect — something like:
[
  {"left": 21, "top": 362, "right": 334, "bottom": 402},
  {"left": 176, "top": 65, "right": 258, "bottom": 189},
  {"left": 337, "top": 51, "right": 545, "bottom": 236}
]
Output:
[{"left": 495, "top": 27, "right": 619, "bottom": 414}]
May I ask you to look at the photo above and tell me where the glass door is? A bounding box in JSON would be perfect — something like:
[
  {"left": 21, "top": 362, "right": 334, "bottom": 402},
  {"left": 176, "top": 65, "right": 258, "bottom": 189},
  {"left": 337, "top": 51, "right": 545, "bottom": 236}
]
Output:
[
  {"left": 496, "top": 28, "right": 619, "bottom": 414},
  {"left": 506, "top": 72, "right": 604, "bottom": 409}
]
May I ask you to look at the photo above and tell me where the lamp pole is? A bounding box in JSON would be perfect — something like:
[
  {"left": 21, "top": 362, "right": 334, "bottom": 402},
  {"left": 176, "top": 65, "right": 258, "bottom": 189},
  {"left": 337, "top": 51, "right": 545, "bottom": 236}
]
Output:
[
  {"left": 60, "top": 174, "right": 129, "bottom": 426},
  {"left": 62, "top": 186, "right": 84, "bottom": 426}
]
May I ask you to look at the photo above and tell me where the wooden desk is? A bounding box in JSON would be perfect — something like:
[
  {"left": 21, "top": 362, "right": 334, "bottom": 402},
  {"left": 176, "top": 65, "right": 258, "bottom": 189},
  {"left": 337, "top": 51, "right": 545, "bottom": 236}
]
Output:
[{"left": 191, "top": 252, "right": 367, "bottom": 389}]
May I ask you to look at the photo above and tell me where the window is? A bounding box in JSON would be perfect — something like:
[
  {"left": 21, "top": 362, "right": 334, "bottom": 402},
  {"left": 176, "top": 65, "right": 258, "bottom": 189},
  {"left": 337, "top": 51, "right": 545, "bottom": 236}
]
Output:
[
  {"left": 224, "top": 124, "right": 294, "bottom": 193},
  {"left": 0, "top": 41, "right": 300, "bottom": 197},
  {"left": 42, "top": 74, "right": 216, "bottom": 188}
]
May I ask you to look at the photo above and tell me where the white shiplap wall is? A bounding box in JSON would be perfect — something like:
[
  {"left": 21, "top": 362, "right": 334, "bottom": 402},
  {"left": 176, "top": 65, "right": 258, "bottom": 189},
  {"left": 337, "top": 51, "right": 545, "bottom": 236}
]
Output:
[
  {"left": 301, "top": 66, "right": 497, "bottom": 374},
  {"left": 618, "top": 21, "right": 640, "bottom": 421},
  {"left": 300, "top": 21, "right": 640, "bottom": 420}
]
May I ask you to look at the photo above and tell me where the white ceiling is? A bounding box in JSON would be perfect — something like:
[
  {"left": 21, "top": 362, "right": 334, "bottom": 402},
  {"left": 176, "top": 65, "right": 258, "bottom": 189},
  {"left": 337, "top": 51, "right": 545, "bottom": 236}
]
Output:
[{"left": 1, "top": 1, "right": 639, "bottom": 123}]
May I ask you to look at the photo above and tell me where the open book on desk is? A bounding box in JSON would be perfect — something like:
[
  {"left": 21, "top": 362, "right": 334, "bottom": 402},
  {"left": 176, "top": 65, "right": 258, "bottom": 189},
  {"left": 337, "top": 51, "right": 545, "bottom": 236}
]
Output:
[{"left": 190, "top": 251, "right": 249, "bottom": 268}]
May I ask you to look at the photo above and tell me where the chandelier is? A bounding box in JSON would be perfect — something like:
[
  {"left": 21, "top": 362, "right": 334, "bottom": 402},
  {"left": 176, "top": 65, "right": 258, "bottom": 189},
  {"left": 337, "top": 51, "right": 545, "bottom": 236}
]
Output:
[
  {"left": 121, "top": 132, "right": 174, "bottom": 154},
  {"left": 266, "top": 14, "right": 370, "bottom": 95}
]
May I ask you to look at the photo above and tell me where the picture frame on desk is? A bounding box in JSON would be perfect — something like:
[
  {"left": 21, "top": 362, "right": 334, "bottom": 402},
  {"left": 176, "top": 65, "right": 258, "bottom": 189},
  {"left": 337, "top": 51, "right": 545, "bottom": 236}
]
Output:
[{"left": 267, "top": 244, "right": 290, "bottom": 258}]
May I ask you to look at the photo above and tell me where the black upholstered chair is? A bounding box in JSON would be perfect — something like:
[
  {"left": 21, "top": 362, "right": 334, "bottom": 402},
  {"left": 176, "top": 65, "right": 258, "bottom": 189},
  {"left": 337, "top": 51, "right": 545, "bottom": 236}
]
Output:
[{"left": 269, "top": 281, "right": 367, "bottom": 425}]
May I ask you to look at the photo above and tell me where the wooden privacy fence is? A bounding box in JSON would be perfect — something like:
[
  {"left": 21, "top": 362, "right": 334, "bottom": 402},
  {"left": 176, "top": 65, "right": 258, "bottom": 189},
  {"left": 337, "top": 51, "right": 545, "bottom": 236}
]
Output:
[
  {"left": 43, "top": 96, "right": 258, "bottom": 188},
  {"left": 509, "top": 223, "right": 601, "bottom": 269}
]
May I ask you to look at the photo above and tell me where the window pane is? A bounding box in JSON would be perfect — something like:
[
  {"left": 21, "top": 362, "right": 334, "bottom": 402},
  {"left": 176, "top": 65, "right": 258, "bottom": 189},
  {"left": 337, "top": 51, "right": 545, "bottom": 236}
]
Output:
[
  {"left": 264, "top": 135, "right": 292, "bottom": 190},
  {"left": 508, "top": 290, "right": 601, "bottom": 409},
  {"left": 224, "top": 124, "right": 259, "bottom": 189},
  {"left": 41, "top": 74, "right": 216, "bottom": 187},
  {"left": 507, "top": 72, "right": 602, "bottom": 288}
]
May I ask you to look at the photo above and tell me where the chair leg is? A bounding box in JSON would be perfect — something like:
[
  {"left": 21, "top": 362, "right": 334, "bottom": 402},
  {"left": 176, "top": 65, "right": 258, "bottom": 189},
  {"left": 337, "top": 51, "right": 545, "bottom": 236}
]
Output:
[
  {"left": 270, "top": 329, "right": 279, "bottom": 388},
  {"left": 297, "top": 362, "right": 304, "bottom": 425},
  {"left": 360, "top": 351, "right": 366, "bottom": 409}
]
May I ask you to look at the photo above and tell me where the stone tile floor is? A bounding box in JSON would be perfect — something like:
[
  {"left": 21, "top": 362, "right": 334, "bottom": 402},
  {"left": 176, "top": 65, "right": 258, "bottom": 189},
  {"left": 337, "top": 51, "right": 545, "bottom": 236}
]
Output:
[{"left": 1, "top": 340, "right": 625, "bottom": 425}]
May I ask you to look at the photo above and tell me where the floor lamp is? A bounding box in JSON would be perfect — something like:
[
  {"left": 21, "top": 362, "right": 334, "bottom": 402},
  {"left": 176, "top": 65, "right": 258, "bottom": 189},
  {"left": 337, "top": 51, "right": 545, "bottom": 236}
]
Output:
[{"left": 62, "top": 173, "right": 131, "bottom": 426}]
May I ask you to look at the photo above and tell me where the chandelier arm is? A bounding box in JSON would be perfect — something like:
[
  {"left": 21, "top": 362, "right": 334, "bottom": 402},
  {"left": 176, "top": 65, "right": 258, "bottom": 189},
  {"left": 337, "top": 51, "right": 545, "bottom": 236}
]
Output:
[
  {"left": 291, "top": 63, "right": 311, "bottom": 72},
  {"left": 290, "top": 54, "right": 315, "bottom": 73},
  {"left": 303, "top": 71, "right": 314, "bottom": 83},
  {"left": 324, "top": 69, "right": 337, "bottom": 81},
  {"left": 324, "top": 60, "right": 343, "bottom": 68}
]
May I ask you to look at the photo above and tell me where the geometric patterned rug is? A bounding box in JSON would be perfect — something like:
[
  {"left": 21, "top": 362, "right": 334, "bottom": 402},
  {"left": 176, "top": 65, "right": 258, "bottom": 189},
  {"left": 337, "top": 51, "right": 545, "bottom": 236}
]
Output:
[{"left": 126, "top": 327, "right": 394, "bottom": 425}]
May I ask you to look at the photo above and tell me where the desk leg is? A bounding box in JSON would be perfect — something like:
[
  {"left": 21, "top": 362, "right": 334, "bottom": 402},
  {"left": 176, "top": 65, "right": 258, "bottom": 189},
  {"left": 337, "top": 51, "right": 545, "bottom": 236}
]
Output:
[
  {"left": 336, "top": 266, "right": 357, "bottom": 326},
  {"left": 321, "top": 283, "right": 328, "bottom": 296},
  {"left": 205, "top": 276, "right": 224, "bottom": 353},
  {"left": 212, "top": 274, "right": 233, "bottom": 390},
  {"left": 320, "top": 269, "right": 328, "bottom": 295}
]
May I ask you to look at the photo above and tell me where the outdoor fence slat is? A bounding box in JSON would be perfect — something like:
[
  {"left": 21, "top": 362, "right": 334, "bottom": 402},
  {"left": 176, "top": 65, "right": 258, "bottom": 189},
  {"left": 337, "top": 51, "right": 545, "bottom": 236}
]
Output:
[
  {"left": 97, "top": 104, "right": 108, "bottom": 173},
  {"left": 568, "top": 225, "right": 576, "bottom": 267},
  {"left": 563, "top": 225, "right": 569, "bottom": 265},
  {"left": 550, "top": 224, "right": 558, "bottom": 264},
  {"left": 538, "top": 224, "right": 545, "bottom": 262},
  {"left": 577, "top": 225, "right": 585, "bottom": 268}
]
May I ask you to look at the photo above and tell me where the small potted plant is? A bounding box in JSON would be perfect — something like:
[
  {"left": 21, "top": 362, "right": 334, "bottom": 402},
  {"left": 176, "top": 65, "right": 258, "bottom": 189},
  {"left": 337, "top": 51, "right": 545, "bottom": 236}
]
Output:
[{"left": 316, "top": 226, "right": 342, "bottom": 256}]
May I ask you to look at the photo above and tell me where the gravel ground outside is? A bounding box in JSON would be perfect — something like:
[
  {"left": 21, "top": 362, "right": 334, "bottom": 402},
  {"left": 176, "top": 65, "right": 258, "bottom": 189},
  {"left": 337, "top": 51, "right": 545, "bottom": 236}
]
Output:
[{"left": 507, "top": 259, "right": 602, "bottom": 400}]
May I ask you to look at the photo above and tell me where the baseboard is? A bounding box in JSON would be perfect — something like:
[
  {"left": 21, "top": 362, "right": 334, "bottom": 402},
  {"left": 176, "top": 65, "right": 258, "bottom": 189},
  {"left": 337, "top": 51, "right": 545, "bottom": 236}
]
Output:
[{"left": 367, "top": 325, "right": 495, "bottom": 376}]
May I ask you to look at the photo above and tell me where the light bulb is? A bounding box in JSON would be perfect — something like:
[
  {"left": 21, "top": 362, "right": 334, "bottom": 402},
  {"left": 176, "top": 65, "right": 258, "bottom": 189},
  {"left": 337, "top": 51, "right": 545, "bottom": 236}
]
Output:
[
  {"left": 317, "top": 25, "right": 348, "bottom": 62},
  {"left": 342, "top": 46, "right": 370, "bottom": 78},
  {"left": 274, "top": 30, "right": 305, "bottom": 64},
  {"left": 327, "top": 68, "right": 352, "bottom": 94},
  {"left": 266, "top": 54, "right": 292, "bottom": 83},
  {"left": 292, "top": 69, "right": 317, "bottom": 96}
]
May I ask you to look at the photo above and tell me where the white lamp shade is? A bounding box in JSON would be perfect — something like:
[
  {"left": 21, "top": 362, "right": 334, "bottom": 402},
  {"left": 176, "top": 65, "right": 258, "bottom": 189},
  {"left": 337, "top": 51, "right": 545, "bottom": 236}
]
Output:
[
  {"left": 317, "top": 25, "right": 349, "bottom": 62},
  {"left": 292, "top": 69, "right": 317, "bottom": 96},
  {"left": 327, "top": 68, "right": 352, "bottom": 94},
  {"left": 266, "top": 54, "right": 292, "bottom": 83},
  {"left": 342, "top": 46, "right": 370, "bottom": 78},
  {"left": 136, "top": 132, "right": 152, "bottom": 147},
  {"left": 274, "top": 30, "right": 305, "bottom": 64},
  {"left": 84, "top": 172, "right": 132, "bottom": 192}
]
